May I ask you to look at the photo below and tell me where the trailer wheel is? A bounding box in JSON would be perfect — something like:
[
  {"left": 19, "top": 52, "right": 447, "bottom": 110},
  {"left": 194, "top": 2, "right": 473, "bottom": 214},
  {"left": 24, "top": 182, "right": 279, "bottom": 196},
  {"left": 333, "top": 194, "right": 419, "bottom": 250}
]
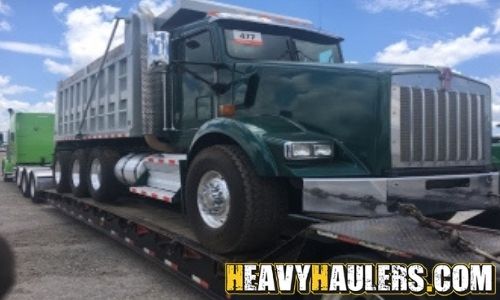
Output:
[
  {"left": 70, "top": 150, "right": 89, "bottom": 198},
  {"left": 186, "top": 145, "right": 287, "bottom": 254},
  {"left": 88, "top": 148, "right": 123, "bottom": 202},
  {"left": 21, "top": 170, "right": 30, "bottom": 198},
  {"left": 54, "top": 151, "right": 71, "bottom": 193}
]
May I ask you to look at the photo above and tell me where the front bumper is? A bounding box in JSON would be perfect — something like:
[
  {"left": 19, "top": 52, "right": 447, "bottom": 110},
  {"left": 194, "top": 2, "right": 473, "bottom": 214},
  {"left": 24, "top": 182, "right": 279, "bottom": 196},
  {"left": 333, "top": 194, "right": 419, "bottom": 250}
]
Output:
[{"left": 303, "top": 172, "right": 500, "bottom": 217}]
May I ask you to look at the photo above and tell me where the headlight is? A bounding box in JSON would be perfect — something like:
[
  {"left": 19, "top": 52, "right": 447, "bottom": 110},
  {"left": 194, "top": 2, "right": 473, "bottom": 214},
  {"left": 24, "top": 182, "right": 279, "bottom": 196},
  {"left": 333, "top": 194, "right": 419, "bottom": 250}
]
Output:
[{"left": 284, "top": 142, "right": 333, "bottom": 160}]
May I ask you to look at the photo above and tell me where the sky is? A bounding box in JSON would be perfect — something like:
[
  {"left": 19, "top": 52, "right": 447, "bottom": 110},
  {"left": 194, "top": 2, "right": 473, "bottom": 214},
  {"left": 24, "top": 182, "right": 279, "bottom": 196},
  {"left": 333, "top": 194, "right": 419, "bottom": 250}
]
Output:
[{"left": 0, "top": 0, "right": 499, "bottom": 130}]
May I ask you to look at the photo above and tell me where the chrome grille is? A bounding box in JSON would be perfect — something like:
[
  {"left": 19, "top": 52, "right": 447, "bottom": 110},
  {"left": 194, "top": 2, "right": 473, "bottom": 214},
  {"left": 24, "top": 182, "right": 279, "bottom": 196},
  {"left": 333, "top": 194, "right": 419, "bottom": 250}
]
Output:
[{"left": 392, "top": 86, "right": 489, "bottom": 168}]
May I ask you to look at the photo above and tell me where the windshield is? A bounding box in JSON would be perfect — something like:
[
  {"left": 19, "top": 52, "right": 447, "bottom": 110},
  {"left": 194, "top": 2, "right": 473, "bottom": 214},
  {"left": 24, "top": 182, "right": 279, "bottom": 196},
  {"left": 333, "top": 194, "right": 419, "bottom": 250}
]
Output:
[{"left": 220, "top": 21, "right": 342, "bottom": 63}]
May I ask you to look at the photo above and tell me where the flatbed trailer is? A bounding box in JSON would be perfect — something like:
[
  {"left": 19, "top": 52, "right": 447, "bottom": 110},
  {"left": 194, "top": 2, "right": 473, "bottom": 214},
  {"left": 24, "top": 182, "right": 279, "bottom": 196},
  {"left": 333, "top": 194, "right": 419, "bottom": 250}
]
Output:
[{"left": 39, "top": 189, "right": 500, "bottom": 299}]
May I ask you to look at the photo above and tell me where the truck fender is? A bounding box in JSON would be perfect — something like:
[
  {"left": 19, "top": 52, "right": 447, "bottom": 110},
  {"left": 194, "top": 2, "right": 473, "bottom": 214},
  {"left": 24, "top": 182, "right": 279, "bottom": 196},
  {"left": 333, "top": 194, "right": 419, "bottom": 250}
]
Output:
[{"left": 189, "top": 118, "right": 279, "bottom": 177}]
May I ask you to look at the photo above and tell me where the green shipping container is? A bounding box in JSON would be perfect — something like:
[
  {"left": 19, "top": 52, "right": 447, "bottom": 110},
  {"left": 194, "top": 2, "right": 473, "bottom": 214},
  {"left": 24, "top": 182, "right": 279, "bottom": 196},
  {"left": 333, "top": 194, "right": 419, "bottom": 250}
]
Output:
[{"left": 3, "top": 113, "right": 54, "bottom": 174}]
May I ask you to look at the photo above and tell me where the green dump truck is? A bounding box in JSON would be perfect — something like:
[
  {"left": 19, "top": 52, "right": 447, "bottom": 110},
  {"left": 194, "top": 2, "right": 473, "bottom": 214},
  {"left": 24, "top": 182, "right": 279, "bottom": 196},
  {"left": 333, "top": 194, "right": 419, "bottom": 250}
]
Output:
[
  {"left": 1, "top": 110, "right": 55, "bottom": 199},
  {"left": 47, "top": 0, "right": 499, "bottom": 254}
]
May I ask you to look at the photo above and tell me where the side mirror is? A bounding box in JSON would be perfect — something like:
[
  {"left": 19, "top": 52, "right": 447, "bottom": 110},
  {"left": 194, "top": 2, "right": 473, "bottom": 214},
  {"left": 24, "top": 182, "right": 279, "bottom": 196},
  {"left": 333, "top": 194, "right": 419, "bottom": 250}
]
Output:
[{"left": 147, "top": 31, "right": 170, "bottom": 68}]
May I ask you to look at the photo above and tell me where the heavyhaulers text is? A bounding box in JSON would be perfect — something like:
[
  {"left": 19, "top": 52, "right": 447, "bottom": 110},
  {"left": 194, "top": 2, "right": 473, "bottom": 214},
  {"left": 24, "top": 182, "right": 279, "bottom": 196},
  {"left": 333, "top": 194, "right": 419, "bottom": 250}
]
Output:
[{"left": 225, "top": 263, "right": 496, "bottom": 296}]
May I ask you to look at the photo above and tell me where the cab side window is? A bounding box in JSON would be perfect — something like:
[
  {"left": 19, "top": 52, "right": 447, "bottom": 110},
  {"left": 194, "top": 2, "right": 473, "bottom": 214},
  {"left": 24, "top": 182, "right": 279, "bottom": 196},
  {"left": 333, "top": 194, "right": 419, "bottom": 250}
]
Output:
[
  {"left": 183, "top": 31, "right": 214, "bottom": 63},
  {"left": 175, "top": 30, "right": 217, "bottom": 129}
]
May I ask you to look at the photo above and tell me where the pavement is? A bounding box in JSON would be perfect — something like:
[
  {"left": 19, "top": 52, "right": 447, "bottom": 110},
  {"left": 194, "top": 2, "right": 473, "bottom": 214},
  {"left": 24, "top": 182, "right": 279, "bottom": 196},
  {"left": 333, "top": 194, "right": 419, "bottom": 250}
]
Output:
[{"left": 0, "top": 180, "right": 204, "bottom": 300}]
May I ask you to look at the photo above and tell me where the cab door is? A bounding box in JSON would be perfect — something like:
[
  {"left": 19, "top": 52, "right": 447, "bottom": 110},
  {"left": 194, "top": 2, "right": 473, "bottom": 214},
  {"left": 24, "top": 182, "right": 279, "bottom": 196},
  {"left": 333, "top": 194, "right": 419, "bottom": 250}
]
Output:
[{"left": 172, "top": 29, "right": 218, "bottom": 149}]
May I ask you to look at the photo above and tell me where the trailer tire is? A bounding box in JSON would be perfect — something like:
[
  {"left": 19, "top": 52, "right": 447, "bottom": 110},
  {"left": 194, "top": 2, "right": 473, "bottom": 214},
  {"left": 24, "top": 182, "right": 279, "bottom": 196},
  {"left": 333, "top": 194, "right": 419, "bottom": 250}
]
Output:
[
  {"left": 186, "top": 145, "right": 287, "bottom": 254},
  {"left": 54, "top": 151, "right": 71, "bottom": 193},
  {"left": 70, "top": 149, "right": 89, "bottom": 198},
  {"left": 21, "top": 170, "right": 29, "bottom": 198},
  {"left": 88, "top": 148, "right": 123, "bottom": 202}
]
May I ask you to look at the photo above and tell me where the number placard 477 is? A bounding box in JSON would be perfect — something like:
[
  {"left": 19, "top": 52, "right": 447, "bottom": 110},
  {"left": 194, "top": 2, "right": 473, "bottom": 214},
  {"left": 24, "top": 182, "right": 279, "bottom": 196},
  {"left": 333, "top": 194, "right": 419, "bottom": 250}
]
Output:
[{"left": 233, "top": 30, "right": 263, "bottom": 46}]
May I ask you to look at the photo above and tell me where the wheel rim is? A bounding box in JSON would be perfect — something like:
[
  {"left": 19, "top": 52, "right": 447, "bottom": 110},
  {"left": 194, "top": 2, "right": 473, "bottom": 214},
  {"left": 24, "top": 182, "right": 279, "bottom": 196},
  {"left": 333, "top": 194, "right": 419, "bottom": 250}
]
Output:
[
  {"left": 197, "top": 170, "right": 230, "bottom": 229},
  {"left": 30, "top": 177, "right": 36, "bottom": 198},
  {"left": 72, "top": 159, "right": 80, "bottom": 188},
  {"left": 16, "top": 170, "right": 21, "bottom": 186},
  {"left": 54, "top": 161, "right": 62, "bottom": 184},
  {"left": 90, "top": 158, "right": 102, "bottom": 191}
]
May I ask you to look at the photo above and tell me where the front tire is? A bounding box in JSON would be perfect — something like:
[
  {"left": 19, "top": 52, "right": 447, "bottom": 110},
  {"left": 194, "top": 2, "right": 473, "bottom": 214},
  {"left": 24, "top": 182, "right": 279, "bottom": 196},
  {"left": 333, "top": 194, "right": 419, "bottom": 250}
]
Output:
[
  {"left": 186, "top": 145, "right": 287, "bottom": 254},
  {"left": 70, "top": 149, "right": 89, "bottom": 198},
  {"left": 88, "top": 148, "right": 123, "bottom": 202}
]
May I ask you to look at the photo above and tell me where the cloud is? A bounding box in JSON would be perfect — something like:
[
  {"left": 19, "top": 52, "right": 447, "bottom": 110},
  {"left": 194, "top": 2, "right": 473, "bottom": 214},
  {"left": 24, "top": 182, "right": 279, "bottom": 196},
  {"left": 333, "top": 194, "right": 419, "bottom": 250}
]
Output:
[
  {"left": 46, "top": 1, "right": 172, "bottom": 76},
  {"left": 0, "top": 41, "right": 65, "bottom": 57},
  {"left": 43, "top": 91, "right": 56, "bottom": 100},
  {"left": 43, "top": 58, "right": 74, "bottom": 76},
  {"left": 0, "top": 75, "right": 53, "bottom": 131},
  {"left": 0, "top": 20, "right": 9, "bottom": 31},
  {"left": 375, "top": 26, "right": 500, "bottom": 66},
  {"left": 138, "top": 0, "right": 172, "bottom": 16},
  {"left": 47, "top": 4, "right": 124, "bottom": 75},
  {"left": 360, "top": 0, "right": 487, "bottom": 16},
  {"left": 0, "top": 0, "right": 10, "bottom": 15},
  {"left": 0, "top": 0, "right": 11, "bottom": 32},
  {"left": 0, "top": 75, "right": 35, "bottom": 95},
  {"left": 53, "top": 2, "right": 68, "bottom": 14},
  {"left": 481, "top": 76, "right": 500, "bottom": 121},
  {"left": 494, "top": 9, "right": 500, "bottom": 34}
]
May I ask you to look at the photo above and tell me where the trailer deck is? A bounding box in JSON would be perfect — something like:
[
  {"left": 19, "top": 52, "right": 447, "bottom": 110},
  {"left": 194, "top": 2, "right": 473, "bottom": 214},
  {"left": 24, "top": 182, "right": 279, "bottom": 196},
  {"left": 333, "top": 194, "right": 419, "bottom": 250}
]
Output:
[
  {"left": 40, "top": 190, "right": 311, "bottom": 299},
  {"left": 41, "top": 190, "right": 500, "bottom": 299}
]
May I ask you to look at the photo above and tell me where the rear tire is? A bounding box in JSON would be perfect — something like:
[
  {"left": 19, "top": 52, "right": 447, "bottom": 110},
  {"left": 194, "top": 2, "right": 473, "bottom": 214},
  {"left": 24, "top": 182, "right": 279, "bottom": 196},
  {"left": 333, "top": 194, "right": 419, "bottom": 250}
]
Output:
[
  {"left": 29, "top": 173, "right": 42, "bottom": 203},
  {"left": 70, "top": 149, "right": 89, "bottom": 198},
  {"left": 87, "top": 148, "right": 123, "bottom": 202},
  {"left": 20, "top": 171, "right": 29, "bottom": 198},
  {"left": 15, "top": 168, "right": 22, "bottom": 188},
  {"left": 54, "top": 151, "right": 71, "bottom": 193},
  {"left": 186, "top": 145, "right": 287, "bottom": 254}
]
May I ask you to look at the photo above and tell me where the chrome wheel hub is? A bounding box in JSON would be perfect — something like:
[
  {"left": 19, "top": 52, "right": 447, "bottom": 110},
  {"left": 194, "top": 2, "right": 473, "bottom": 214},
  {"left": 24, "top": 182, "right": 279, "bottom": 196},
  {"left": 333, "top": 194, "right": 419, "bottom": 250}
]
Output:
[
  {"left": 197, "top": 171, "right": 230, "bottom": 229},
  {"left": 72, "top": 160, "right": 80, "bottom": 188},
  {"left": 90, "top": 159, "right": 102, "bottom": 191},
  {"left": 54, "top": 161, "right": 62, "bottom": 184}
]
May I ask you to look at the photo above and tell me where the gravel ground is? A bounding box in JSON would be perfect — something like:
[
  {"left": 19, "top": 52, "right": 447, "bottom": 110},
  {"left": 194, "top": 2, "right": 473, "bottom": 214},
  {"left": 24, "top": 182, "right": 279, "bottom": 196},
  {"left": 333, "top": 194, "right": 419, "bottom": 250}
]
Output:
[{"left": 0, "top": 180, "right": 204, "bottom": 300}]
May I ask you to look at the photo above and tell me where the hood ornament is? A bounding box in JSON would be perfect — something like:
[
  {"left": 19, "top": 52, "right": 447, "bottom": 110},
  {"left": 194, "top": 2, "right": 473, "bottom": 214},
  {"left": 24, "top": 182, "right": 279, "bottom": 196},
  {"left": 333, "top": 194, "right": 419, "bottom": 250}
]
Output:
[{"left": 439, "top": 67, "right": 453, "bottom": 91}]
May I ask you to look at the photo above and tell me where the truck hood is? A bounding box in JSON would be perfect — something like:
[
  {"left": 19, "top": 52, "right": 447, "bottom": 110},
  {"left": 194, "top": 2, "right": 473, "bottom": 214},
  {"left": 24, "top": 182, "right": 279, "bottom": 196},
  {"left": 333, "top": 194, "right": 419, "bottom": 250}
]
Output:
[
  {"left": 233, "top": 62, "right": 393, "bottom": 175},
  {"left": 233, "top": 61, "right": 491, "bottom": 175},
  {"left": 247, "top": 61, "right": 487, "bottom": 85}
]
